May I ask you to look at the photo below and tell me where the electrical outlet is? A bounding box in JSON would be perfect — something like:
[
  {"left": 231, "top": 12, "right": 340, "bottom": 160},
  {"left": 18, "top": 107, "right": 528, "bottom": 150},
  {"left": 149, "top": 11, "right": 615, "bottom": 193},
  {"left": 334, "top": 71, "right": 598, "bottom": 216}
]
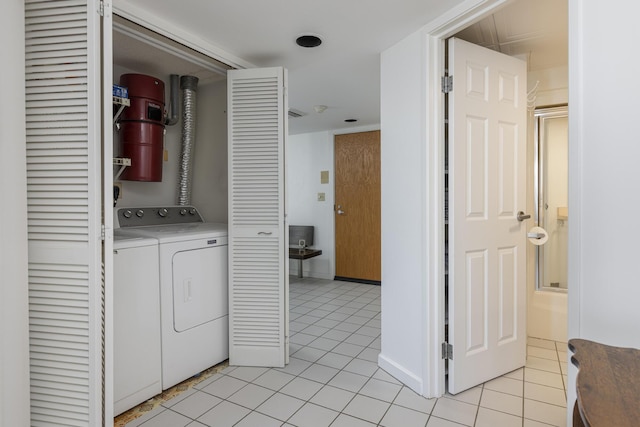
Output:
[{"left": 317, "top": 192, "right": 325, "bottom": 201}]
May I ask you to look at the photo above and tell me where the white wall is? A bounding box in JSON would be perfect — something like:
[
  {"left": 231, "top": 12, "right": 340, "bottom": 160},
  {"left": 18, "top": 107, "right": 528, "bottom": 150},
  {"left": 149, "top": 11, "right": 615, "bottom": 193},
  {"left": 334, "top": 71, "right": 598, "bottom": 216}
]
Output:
[
  {"left": 378, "top": 29, "right": 428, "bottom": 393},
  {"left": 0, "top": 1, "right": 30, "bottom": 425},
  {"left": 190, "top": 80, "right": 228, "bottom": 223},
  {"left": 287, "top": 131, "right": 335, "bottom": 279},
  {"left": 113, "top": 64, "right": 228, "bottom": 222},
  {"left": 529, "top": 65, "right": 568, "bottom": 107},
  {"left": 568, "top": 0, "right": 640, "bottom": 418}
]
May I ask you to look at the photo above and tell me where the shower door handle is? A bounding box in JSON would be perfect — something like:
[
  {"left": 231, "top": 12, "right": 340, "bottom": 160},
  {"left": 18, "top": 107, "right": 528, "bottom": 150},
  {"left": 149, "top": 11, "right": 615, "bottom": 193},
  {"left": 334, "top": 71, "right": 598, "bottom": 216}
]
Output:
[{"left": 517, "top": 211, "right": 531, "bottom": 222}]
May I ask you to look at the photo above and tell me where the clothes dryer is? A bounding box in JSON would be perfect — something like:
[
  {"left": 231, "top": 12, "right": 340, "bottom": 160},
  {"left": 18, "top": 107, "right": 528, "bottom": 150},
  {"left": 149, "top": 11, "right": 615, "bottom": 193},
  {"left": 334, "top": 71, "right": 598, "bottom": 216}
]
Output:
[{"left": 115, "top": 206, "right": 228, "bottom": 389}]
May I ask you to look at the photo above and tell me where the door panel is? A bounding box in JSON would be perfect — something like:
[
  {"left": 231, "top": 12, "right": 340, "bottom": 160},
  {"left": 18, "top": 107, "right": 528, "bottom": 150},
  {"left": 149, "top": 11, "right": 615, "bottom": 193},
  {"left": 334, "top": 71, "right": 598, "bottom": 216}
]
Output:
[
  {"left": 334, "top": 131, "right": 381, "bottom": 283},
  {"left": 25, "top": 0, "right": 107, "bottom": 424},
  {"left": 448, "top": 38, "right": 527, "bottom": 394},
  {"left": 227, "top": 67, "right": 288, "bottom": 367},
  {"left": 173, "top": 246, "right": 228, "bottom": 332}
]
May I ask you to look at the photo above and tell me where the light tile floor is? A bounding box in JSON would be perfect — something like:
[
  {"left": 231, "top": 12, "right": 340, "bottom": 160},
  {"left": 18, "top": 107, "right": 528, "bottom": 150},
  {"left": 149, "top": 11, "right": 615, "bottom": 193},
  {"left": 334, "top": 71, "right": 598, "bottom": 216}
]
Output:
[{"left": 123, "top": 277, "right": 568, "bottom": 427}]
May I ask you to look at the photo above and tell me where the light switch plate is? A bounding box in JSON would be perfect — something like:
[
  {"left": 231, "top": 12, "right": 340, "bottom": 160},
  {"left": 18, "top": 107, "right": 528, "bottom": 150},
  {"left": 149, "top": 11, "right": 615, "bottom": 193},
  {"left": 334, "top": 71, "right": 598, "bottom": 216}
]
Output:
[{"left": 317, "top": 192, "right": 325, "bottom": 201}]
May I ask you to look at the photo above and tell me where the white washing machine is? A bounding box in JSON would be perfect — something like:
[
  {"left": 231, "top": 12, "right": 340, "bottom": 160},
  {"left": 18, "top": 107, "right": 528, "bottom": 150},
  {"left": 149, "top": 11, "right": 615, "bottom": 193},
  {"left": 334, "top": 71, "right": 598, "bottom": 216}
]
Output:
[
  {"left": 115, "top": 206, "right": 228, "bottom": 390},
  {"left": 113, "top": 230, "right": 161, "bottom": 415}
]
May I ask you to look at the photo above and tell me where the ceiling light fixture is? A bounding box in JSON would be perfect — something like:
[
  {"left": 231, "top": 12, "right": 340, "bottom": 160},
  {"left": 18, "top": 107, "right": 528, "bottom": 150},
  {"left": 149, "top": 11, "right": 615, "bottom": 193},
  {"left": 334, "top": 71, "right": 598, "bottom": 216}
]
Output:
[
  {"left": 314, "top": 105, "right": 327, "bottom": 113},
  {"left": 296, "top": 35, "right": 322, "bottom": 48}
]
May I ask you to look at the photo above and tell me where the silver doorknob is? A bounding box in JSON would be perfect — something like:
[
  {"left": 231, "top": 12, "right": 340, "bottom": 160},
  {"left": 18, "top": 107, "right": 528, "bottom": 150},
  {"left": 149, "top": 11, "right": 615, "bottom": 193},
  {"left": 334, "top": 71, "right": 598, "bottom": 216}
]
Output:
[
  {"left": 337, "top": 209, "right": 345, "bottom": 215},
  {"left": 517, "top": 211, "right": 531, "bottom": 222}
]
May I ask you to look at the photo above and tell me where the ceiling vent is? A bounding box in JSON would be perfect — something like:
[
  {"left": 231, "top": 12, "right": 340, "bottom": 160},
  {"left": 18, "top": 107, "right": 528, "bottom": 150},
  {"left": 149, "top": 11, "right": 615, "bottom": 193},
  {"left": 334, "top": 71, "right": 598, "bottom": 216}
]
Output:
[{"left": 288, "top": 109, "right": 306, "bottom": 118}]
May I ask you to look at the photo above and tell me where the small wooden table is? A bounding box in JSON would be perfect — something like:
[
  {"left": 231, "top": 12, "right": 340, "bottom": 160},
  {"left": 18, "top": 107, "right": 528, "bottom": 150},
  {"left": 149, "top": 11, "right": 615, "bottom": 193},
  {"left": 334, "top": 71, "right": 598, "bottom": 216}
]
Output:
[
  {"left": 288, "top": 248, "right": 322, "bottom": 278},
  {"left": 569, "top": 339, "right": 640, "bottom": 427}
]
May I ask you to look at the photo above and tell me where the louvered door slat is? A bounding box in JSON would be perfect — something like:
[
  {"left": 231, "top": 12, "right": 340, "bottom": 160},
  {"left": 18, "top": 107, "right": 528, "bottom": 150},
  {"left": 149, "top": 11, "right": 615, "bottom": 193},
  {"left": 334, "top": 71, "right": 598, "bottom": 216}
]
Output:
[
  {"left": 25, "top": 0, "right": 103, "bottom": 425},
  {"left": 228, "top": 67, "right": 288, "bottom": 367}
]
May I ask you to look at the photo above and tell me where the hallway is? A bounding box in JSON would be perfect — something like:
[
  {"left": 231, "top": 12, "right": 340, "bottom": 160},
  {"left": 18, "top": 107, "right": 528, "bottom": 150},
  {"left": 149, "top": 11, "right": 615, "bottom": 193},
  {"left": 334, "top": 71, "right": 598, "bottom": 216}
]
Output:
[{"left": 121, "top": 278, "right": 568, "bottom": 427}]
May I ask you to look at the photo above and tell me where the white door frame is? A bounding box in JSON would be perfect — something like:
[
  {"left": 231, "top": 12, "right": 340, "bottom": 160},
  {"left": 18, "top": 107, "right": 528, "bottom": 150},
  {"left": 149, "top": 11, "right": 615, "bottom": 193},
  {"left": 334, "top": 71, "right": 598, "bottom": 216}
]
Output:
[{"left": 420, "top": 0, "right": 515, "bottom": 398}]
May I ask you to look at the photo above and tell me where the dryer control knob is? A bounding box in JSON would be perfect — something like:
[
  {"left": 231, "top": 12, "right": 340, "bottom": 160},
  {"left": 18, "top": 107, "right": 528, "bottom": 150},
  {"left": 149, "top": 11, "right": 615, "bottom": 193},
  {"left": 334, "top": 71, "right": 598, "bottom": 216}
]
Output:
[
  {"left": 158, "top": 208, "right": 168, "bottom": 217},
  {"left": 123, "top": 210, "right": 132, "bottom": 219},
  {"left": 189, "top": 208, "right": 196, "bottom": 215},
  {"left": 136, "top": 209, "right": 144, "bottom": 218},
  {"left": 179, "top": 208, "right": 187, "bottom": 216}
]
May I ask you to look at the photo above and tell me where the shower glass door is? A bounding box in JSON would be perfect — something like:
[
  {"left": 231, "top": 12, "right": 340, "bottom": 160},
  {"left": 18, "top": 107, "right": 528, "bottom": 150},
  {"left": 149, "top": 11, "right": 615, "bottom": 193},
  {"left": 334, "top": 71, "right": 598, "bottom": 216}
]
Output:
[{"left": 535, "top": 106, "right": 568, "bottom": 290}]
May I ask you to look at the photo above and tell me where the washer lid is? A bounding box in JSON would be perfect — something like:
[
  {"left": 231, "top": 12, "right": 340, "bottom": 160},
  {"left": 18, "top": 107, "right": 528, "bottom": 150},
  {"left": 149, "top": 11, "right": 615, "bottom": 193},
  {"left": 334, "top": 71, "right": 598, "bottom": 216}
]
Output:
[{"left": 113, "top": 229, "right": 158, "bottom": 249}]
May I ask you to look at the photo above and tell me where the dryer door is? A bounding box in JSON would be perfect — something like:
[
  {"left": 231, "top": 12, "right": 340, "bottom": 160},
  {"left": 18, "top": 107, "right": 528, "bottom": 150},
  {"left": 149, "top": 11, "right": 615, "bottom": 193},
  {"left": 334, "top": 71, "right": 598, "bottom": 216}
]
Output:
[{"left": 172, "top": 245, "right": 228, "bottom": 332}]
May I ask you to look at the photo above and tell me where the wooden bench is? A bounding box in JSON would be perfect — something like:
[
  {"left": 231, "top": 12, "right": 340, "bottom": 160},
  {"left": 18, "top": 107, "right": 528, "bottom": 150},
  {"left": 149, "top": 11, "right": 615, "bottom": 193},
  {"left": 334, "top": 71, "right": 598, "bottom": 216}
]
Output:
[
  {"left": 570, "top": 339, "right": 640, "bottom": 426},
  {"left": 289, "top": 248, "right": 322, "bottom": 278}
]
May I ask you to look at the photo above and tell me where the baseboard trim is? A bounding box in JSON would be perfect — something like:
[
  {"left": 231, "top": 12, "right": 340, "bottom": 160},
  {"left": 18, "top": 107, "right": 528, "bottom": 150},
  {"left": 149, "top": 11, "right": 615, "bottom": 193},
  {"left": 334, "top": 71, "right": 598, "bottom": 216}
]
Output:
[
  {"left": 334, "top": 276, "right": 381, "bottom": 286},
  {"left": 378, "top": 352, "right": 423, "bottom": 395},
  {"left": 288, "top": 271, "right": 333, "bottom": 280}
]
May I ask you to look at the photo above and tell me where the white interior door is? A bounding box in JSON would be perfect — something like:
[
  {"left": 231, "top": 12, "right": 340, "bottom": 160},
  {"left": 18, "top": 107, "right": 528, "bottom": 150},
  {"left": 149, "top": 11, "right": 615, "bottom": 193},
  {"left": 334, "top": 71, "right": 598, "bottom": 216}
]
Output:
[
  {"left": 228, "top": 67, "right": 289, "bottom": 367},
  {"left": 447, "top": 38, "right": 527, "bottom": 394}
]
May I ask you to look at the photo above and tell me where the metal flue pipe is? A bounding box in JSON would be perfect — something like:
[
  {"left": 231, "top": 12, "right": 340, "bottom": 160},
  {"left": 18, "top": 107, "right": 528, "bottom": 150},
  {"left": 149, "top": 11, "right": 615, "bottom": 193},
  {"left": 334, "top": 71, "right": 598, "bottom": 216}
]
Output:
[
  {"left": 177, "top": 75, "right": 199, "bottom": 206},
  {"left": 165, "top": 74, "right": 180, "bottom": 126}
]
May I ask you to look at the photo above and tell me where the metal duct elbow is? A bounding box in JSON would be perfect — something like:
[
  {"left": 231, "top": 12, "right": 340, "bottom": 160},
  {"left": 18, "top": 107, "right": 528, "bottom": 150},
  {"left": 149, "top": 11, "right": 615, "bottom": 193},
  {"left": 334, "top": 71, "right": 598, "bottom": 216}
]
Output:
[
  {"left": 165, "top": 74, "right": 180, "bottom": 126},
  {"left": 177, "top": 75, "right": 199, "bottom": 206}
]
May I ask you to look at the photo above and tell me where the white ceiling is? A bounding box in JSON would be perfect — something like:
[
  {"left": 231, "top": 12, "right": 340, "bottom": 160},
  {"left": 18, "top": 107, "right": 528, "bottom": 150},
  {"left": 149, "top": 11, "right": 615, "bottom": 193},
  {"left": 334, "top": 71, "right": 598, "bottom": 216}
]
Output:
[
  {"left": 112, "top": 0, "right": 567, "bottom": 135},
  {"left": 455, "top": 0, "right": 567, "bottom": 72}
]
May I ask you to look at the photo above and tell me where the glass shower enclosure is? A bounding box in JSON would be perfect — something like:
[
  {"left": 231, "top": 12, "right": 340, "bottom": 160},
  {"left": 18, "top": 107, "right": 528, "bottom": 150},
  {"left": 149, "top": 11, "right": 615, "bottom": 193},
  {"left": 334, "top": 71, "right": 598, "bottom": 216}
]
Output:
[{"left": 534, "top": 106, "right": 568, "bottom": 291}]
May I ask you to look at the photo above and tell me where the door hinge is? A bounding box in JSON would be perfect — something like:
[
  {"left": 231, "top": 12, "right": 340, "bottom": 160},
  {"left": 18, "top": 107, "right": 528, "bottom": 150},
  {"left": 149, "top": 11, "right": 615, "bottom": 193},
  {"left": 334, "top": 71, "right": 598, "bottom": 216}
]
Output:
[
  {"left": 100, "top": 224, "right": 105, "bottom": 241},
  {"left": 441, "top": 75, "right": 453, "bottom": 93},
  {"left": 442, "top": 342, "right": 453, "bottom": 360},
  {"left": 98, "top": 0, "right": 104, "bottom": 16}
]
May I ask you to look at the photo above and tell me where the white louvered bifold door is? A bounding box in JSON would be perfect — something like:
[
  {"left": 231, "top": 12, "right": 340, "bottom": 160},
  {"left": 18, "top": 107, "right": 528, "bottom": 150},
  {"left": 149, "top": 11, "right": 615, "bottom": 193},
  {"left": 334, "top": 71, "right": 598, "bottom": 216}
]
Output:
[
  {"left": 228, "top": 67, "right": 289, "bottom": 367},
  {"left": 25, "top": 1, "right": 105, "bottom": 425}
]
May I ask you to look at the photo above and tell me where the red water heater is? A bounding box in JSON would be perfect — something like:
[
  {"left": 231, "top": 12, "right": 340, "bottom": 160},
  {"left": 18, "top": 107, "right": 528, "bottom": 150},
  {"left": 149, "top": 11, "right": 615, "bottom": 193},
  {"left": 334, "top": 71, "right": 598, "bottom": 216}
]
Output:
[{"left": 119, "top": 73, "right": 166, "bottom": 182}]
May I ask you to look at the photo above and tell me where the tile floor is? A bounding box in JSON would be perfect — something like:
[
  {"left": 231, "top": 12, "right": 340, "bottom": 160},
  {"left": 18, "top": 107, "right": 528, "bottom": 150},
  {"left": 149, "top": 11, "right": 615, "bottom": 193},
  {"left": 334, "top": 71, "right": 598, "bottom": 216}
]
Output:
[{"left": 123, "top": 277, "right": 568, "bottom": 427}]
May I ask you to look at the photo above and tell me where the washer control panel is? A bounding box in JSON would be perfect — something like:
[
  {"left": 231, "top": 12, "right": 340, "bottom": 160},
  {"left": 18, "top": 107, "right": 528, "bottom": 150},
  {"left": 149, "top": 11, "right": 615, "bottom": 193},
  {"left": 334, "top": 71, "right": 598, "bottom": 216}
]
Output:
[{"left": 116, "top": 206, "right": 204, "bottom": 228}]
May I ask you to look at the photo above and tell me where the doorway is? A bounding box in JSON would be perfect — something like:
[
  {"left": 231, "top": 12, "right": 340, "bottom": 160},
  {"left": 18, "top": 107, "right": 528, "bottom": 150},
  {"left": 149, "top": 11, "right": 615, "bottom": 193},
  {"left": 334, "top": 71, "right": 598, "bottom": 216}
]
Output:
[
  {"left": 334, "top": 130, "right": 381, "bottom": 284},
  {"left": 430, "top": 0, "right": 569, "bottom": 397},
  {"left": 534, "top": 106, "right": 569, "bottom": 291},
  {"left": 528, "top": 105, "right": 568, "bottom": 342}
]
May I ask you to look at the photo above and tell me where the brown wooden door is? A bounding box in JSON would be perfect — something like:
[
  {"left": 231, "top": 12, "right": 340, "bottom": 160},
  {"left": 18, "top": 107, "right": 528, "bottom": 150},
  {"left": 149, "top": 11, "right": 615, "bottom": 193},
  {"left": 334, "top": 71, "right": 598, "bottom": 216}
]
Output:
[{"left": 334, "top": 130, "right": 381, "bottom": 283}]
